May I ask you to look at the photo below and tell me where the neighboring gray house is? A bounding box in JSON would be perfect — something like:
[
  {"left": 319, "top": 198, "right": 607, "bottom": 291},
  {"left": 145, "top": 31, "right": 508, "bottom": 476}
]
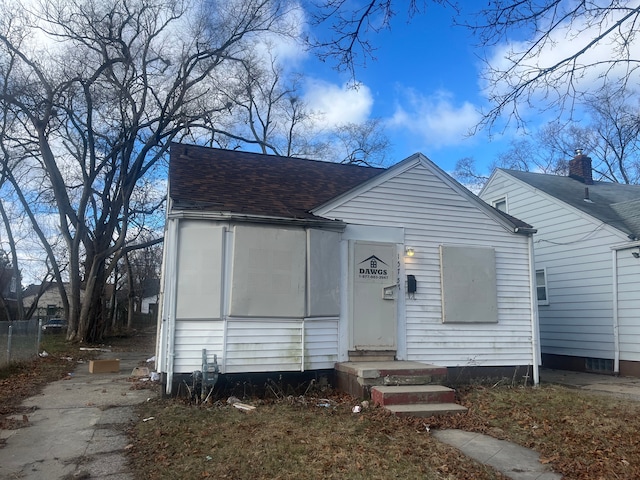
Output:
[
  {"left": 481, "top": 153, "right": 640, "bottom": 376},
  {"left": 156, "top": 144, "right": 539, "bottom": 395},
  {"left": 23, "top": 283, "right": 85, "bottom": 320}
]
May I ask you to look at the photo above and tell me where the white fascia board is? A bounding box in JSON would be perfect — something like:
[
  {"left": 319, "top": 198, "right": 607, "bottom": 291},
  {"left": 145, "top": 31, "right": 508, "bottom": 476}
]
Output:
[
  {"left": 498, "top": 170, "right": 631, "bottom": 241},
  {"left": 167, "top": 210, "right": 346, "bottom": 230},
  {"left": 610, "top": 240, "right": 640, "bottom": 250},
  {"left": 478, "top": 168, "right": 502, "bottom": 198}
]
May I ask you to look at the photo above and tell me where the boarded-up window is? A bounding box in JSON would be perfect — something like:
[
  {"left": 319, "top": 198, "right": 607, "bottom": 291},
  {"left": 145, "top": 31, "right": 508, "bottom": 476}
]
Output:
[
  {"left": 440, "top": 245, "right": 498, "bottom": 323},
  {"left": 176, "top": 221, "right": 224, "bottom": 319},
  {"left": 230, "top": 225, "right": 305, "bottom": 317},
  {"left": 307, "top": 229, "right": 340, "bottom": 317}
]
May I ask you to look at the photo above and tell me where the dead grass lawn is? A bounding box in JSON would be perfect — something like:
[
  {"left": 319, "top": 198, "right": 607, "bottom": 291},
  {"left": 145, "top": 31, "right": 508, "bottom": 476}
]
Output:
[
  {"left": 128, "top": 381, "right": 640, "bottom": 480},
  {"left": 129, "top": 396, "right": 507, "bottom": 480}
]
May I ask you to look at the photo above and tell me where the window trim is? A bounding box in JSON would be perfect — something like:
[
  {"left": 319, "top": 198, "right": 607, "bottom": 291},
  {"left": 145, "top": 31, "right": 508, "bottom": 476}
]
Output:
[
  {"left": 492, "top": 196, "right": 508, "bottom": 213},
  {"left": 536, "top": 267, "right": 549, "bottom": 306}
]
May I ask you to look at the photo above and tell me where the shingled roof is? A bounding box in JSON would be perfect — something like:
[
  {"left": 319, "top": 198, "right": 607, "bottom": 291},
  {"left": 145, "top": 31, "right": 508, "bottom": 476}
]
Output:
[
  {"left": 502, "top": 168, "right": 640, "bottom": 238},
  {"left": 169, "top": 144, "right": 386, "bottom": 220}
]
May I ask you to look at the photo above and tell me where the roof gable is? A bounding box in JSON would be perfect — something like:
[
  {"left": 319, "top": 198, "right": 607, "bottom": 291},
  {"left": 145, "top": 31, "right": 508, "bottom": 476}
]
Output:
[
  {"left": 169, "top": 144, "right": 385, "bottom": 220},
  {"left": 498, "top": 169, "right": 640, "bottom": 237},
  {"left": 314, "top": 153, "right": 534, "bottom": 234}
]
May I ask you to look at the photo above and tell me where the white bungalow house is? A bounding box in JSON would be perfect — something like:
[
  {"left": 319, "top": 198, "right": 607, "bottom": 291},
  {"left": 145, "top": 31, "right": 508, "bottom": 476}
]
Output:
[
  {"left": 480, "top": 152, "right": 640, "bottom": 376},
  {"left": 156, "top": 144, "right": 539, "bottom": 395}
]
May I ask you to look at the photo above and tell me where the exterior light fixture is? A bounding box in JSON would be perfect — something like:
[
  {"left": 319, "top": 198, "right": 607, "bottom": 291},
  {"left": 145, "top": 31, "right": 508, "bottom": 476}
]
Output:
[
  {"left": 405, "top": 247, "right": 415, "bottom": 257},
  {"left": 633, "top": 247, "right": 640, "bottom": 259}
]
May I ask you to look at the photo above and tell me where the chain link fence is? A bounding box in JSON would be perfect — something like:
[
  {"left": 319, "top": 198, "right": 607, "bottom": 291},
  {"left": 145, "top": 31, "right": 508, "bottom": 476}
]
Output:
[{"left": 0, "top": 319, "right": 42, "bottom": 367}]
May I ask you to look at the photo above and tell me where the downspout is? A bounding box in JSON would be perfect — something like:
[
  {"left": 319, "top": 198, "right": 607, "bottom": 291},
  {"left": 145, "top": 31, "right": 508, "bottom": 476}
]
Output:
[
  {"left": 527, "top": 234, "right": 540, "bottom": 385},
  {"left": 165, "top": 218, "right": 180, "bottom": 395},
  {"left": 611, "top": 249, "right": 620, "bottom": 374}
]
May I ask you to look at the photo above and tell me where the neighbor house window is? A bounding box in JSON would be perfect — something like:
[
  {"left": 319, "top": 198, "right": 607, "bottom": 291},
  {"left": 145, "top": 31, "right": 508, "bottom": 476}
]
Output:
[
  {"left": 536, "top": 268, "right": 549, "bottom": 305},
  {"left": 493, "top": 197, "right": 507, "bottom": 212}
]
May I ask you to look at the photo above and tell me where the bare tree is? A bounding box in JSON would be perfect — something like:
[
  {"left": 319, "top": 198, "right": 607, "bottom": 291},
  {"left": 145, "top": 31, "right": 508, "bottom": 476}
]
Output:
[
  {"left": 312, "top": 1, "right": 640, "bottom": 135},
  {"left": 333, "top": 118, "right": 390, "bottom": 165},
  {"left": 218, "top": 50, "right": 330, "bottom": 158},
  {"left": 0, "top": 0, "right": 296, "bottom": 342},
  {"left": 208, "top": 48, "right": 390, "bottom": 163},
  {"left": 455, "top": 89, "right": 640, "bottom": 189},
  {"left": 471, "top": 1, "right": 640, "bottom": 129},
  {"left": 310, "top": 1, "right": 456, "bottom": 77}
]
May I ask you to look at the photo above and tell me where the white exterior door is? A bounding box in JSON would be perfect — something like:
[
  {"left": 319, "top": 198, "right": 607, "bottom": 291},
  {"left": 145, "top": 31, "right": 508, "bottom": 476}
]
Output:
[{"left": 351, "top": 241, "right": 397, "bottom": 350}]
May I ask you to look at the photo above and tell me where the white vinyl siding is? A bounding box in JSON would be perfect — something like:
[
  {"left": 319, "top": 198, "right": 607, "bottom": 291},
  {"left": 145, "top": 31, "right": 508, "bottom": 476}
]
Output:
[
  {"left": 481, "top": 171, "right": 628, "bottom": 361},
  {"left": 616, "top": 250, "right": 640, "bottom": 362},
  {"left": 173, "top": 320, "right": 224, "bottom": 373},
  {"left": 304, "top": 318, "right": 340, "bottom": 369},
  {"left": 172, "top": 317, "right": 340, "bottom": 374},
  {"left": 323, "top": 162, "right": 535, "bottom": 368},
  {"left": 225, "top": 319, "right": 303, "bottom": 373}
]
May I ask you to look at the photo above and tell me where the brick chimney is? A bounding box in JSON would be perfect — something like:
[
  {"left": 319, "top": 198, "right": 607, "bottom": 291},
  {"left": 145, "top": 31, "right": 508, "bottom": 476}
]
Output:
[{"left": 568, "top": 150, "right": 593, "bottom": 185}]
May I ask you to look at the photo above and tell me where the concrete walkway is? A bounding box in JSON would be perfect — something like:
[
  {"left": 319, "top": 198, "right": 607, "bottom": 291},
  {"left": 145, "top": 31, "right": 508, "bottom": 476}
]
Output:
[
  {"left": 434, "top": 368, "right": 640, "bottom": 480},
  {"left": 0, "top": 349, "right": 156, "bottom": 479},
  {"left": 433, "top": 429, "right": 562, "bottom": 480},
  {"left": 541, "top": 367, "right": 640, "bottom": 401}
]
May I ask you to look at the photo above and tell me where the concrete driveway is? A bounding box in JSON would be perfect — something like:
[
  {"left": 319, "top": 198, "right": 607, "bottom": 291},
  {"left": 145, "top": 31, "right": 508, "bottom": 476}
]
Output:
[{"left": 0, "top": 348, "right": 156, "bottom": 480}]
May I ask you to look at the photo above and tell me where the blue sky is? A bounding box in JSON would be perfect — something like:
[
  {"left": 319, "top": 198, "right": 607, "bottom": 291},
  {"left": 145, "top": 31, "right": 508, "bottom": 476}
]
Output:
[
  {"left": 297, "top": 3, "right": 506, "bottom": 173},
  {"left": 286, "top": 2, "right": 640, "bottom": 175}
]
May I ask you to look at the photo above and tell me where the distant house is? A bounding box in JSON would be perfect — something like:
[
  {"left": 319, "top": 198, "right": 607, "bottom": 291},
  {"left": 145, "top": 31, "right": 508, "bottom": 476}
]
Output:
[
  {"left": 23, "top": 283, "right": 85, "bottom": 320},
  {"left": 481, "top": 153, "right": 640, "bottom": 376},
  {"left": 156, "top": 144, "right": 539, "bottom": 395},
  {"left": 139, "top": 278, "right": 160, "bottom": 316}
]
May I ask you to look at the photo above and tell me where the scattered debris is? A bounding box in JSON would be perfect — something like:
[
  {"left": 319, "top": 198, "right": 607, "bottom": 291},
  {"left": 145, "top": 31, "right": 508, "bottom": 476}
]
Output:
[
  {"left": 38, "top": 351, "right": 49, "bottom": 357},
  {"left": 146, "top": 355, "right": 156, "bottom": 363},
  {"left": 352, "top": 405, "right": 361, "bottom": 413},
  {"left": 226, "top": 395, "right": 256, "bottom": 411},
  {"left": 150, "top": 371, "right": 160, "bottom": 382},
  {"left": 142, "top": 416, "right": 155, "bottom": 422},
  {"left": 233, "top": 402, "right": 256, "bottom": 412},
  {"left": 361, "top": 400, "right": 370, "bottom": 410},
  {"left": 131, "top": 366, "right": 150, "bottom": 377},
  {"left": 79, "top": 347, "right": 112, "bottom": 352}
]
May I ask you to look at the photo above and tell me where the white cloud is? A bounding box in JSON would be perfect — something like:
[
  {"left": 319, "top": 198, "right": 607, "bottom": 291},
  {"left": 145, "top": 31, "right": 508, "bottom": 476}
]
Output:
[
  {"left": 303, "top": 80, "right": 374, "bottom": 127},
  {"left": 483, "top": 4, "right": 640, "bottom": 116},
  {"left": 388, "top": 88, "right": 481, "bottom": 148}
]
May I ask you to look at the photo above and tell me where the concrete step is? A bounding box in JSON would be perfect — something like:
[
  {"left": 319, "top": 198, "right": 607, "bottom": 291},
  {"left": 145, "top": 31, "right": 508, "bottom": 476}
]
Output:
[
  {"left": 348, "top": 350, "right": 395, "bottom": 362},
  {"left": 335, "top": 361, "right": 448, "bottom": 398},
  {"left": 371, "top": 385, "right": 456, "bottom": 407},
  {"left": 385, "top": 403, "right": 468, "bottom": 417}
]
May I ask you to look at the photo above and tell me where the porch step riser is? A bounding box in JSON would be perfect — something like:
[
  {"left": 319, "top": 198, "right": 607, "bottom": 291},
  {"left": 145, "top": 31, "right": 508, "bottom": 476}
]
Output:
[
  {"left": 371, "top": 389, "right": 455, "bottom": 406},
  {"left": 386, "top": 403, "right": 468, "bottom": 417},
  {"left": 348, "top": 350, "right": 396, "bottom": 362},
  {"left": 335, "top": 361, "right": 467, "bottom": 417},
  {"left": 349, "top": 355, "right": 395, "bottom": 362},
  {"left": 357, "top": 374, "right": 447, "bottom": 387}
]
